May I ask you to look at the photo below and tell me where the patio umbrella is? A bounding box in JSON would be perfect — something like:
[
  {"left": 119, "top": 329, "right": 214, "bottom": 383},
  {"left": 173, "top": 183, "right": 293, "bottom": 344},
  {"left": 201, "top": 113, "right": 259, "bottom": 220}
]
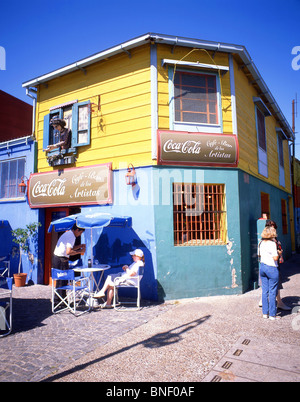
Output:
[{"left": 48, "top": 212, "right": 131, "bottom": 261}]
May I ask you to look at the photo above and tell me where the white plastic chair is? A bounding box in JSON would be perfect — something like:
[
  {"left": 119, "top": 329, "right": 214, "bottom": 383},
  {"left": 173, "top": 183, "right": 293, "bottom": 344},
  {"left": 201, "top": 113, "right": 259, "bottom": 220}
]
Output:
[
  {"left": 0, "top": 277, "right": 13, "bottom": 337},
  {"left": 51, "top": 268, "right": 91, "bottom": 316},
  {"left": 113, "top": 267, "right": 144, "bottom": 311}
]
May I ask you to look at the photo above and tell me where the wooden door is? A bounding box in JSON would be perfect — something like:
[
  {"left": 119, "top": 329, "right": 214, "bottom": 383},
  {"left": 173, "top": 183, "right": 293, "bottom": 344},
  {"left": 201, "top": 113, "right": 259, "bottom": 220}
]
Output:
[{"left": 44, "top": 208, "right": 69, "bottom": 285}]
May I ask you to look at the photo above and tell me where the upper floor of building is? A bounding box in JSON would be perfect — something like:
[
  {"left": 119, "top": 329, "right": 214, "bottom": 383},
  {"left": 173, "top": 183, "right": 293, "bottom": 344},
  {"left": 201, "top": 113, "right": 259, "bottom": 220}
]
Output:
[{"left": 22, "top": 33, "right": 294, "bottom": 194}]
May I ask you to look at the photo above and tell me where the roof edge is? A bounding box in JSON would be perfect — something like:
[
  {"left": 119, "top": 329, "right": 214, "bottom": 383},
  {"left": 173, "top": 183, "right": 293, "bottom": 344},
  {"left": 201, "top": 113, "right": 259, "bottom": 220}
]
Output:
[{"left": 22, "top": 33, "right": 294, "bottom": 139}]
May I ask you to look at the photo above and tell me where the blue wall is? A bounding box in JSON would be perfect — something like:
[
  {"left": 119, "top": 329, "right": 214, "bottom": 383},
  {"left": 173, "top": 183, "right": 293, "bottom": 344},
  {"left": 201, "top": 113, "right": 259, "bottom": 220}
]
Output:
[
  {"left": 78, "top": 166, "right": 158, "bottom": 301},
  {"left": 0, "top": 139, "right": 40, "bottom": 284}
]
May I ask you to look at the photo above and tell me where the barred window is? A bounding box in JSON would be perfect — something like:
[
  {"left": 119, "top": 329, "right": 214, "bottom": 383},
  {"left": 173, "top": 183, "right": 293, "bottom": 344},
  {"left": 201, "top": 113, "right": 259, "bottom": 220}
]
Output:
[{"left": 173, "top": 183, "right": 227, "bottom": 246}]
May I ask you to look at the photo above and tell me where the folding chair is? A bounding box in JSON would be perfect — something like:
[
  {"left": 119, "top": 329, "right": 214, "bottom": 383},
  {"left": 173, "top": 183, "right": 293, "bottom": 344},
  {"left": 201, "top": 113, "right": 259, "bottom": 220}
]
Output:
[
  {"left": 0, "top": 257, "right": 10, "bottom": 279},
  {"left": 113, "top": 267, "right": 144, "bottom": 311},
  {"left": 51, "top": 268, "right": 91, "bottom": 316},
  {"left": 0, "top": 277, "right": 13, "bottom": 337}
]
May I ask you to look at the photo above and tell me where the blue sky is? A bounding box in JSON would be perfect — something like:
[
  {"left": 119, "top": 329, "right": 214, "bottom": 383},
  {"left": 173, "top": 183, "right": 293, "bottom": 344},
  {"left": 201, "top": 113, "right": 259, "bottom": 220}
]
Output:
[{"left": 1, "top": 0, "right": 299, "bottom": 157}]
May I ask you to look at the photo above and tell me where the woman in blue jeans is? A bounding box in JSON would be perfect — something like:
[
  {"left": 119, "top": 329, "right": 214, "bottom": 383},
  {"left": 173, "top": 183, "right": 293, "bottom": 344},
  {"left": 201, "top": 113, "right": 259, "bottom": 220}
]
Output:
[{"left": 259, "top": 226, "right": 280, "bottom": 320}]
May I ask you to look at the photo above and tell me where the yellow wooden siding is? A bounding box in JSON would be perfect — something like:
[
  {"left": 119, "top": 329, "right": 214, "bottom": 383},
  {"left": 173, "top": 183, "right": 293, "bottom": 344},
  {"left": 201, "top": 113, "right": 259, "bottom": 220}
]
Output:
[
  {"left": 233, "top": 58, "right": 291, "bottom": 193},
  {"left": 34, "top": 40, "right": 291, "bottom": 195},
  {"left": 36, "top": 45, "right": 152, "bottom": 172},
  {"left": 156, "top": 44, "right": 233, "bottom": 134}
]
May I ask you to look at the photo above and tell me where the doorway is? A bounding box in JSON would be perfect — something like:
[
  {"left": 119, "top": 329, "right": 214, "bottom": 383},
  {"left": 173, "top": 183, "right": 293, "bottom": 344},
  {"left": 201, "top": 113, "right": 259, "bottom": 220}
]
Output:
[{"left": 44, "top": 206, "right": 81, "bottom": 285}]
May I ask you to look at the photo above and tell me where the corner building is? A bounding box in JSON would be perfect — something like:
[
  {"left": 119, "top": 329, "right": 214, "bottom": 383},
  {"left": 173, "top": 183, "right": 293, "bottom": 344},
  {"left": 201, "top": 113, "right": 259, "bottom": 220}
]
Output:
[{"left": 22, "top": 33, "right": 295, "bottom": 301}]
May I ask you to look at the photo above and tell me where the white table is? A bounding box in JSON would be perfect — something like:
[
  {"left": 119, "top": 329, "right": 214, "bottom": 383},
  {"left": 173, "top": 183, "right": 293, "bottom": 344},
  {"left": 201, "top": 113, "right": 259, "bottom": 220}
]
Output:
[{"left": 73, "top": 265, "right": 111, "bottom": 296}]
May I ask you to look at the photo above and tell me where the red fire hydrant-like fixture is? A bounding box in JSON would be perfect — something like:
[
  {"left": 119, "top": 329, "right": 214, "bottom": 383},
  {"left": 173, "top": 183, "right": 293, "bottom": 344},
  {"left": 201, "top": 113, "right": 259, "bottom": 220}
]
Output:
[{"left": 125, "top": 164, "right": 137, "bottom": 186}]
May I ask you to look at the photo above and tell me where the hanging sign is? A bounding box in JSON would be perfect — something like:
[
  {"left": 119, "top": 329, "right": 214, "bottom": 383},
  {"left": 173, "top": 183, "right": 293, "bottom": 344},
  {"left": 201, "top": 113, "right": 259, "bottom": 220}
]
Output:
[
  {"left": 28, "top": 163, "right": 113, "bottom": 208},
  {"left": 157, "top": 130, "right": 239, "bottom": 167}
]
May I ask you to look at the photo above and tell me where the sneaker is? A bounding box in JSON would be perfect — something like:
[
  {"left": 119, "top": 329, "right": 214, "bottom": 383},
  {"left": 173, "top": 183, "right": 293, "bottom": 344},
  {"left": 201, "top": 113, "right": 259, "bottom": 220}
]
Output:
[
  {"left": 93, "top": 291, "right": 105, "bottom": 299},
  {"left": 100, "top": 302, "right": 113, "bottom": 309},
  {"left": 263, "top": 314, "right": 269, "bottom": 319},
  {"left": 269, "top": 316, "right": 281, "bottom": 321}
]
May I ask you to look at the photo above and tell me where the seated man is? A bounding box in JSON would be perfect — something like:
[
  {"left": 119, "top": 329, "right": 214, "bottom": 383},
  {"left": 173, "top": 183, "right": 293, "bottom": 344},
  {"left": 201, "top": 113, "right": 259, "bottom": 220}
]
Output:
[{"left": 93, "top": 249, "right": 144, "bottom": 308}]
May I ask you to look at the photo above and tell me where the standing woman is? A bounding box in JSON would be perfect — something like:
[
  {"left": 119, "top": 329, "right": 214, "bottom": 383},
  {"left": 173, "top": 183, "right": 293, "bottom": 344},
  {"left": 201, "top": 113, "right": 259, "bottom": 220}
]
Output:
[{"left": 259, "top": 226, "right": 280, "bottom": 320}]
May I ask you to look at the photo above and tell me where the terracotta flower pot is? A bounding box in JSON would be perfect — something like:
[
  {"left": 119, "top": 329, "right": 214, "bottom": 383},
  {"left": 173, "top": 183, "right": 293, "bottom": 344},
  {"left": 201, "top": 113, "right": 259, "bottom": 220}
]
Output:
[{"left": 13, "top": 273, "right": 27, "bottom": 287}]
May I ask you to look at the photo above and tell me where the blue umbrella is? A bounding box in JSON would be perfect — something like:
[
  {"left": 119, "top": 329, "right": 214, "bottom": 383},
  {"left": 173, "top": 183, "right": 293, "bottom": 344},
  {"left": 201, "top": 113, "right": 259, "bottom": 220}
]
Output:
[
  {"left": 48, "top": 212, "right": 131, "bottom": 233},
  {"left": 48, "top": 212, "right": 131, "bottom": 261}
]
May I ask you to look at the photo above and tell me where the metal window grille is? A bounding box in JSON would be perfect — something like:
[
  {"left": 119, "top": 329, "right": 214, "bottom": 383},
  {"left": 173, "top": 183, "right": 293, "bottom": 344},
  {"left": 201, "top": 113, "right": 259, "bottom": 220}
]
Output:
[{"left": 173, "top": 183, "right": 227, "bottom": 246}]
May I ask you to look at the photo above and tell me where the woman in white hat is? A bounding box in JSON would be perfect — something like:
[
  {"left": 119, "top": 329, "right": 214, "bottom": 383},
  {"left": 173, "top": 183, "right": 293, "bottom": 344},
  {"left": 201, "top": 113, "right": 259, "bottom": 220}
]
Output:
[{"left": 93, "top": 249, "right": 144, "bottom": 308}]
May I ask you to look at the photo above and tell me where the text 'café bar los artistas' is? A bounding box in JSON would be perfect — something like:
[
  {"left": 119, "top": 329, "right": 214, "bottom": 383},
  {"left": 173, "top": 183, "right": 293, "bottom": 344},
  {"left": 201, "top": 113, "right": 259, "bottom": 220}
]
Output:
[
  {"left": 28, "top": 163, "right": 113, "bottom": 208},
  {"left": 157, "top": 131, "right": 239, "bottom": 167}
]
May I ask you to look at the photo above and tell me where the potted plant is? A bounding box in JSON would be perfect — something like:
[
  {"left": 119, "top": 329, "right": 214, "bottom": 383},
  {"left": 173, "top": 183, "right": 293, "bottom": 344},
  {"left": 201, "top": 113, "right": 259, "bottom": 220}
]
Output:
[{"left": 11, "top": 222, "right": 41, "bottom": 287}]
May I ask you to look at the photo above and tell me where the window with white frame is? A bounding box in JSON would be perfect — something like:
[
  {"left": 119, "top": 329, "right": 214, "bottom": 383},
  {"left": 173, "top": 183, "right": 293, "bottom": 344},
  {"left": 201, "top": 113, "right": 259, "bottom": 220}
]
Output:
[
  {"left": 0, "top": 158, "right": 25, "bottom": 199},
  {"left": 254, "top": 97, "right": 271, "bottom": 178},
  {"left": 169, "top": 69, "right": 222, "bottom": 133}
]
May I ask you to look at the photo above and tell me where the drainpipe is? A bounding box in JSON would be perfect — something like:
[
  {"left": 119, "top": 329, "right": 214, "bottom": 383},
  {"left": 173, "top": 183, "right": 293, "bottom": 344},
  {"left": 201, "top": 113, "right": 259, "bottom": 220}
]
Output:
[{"left": 26, "top": 87, "right": 37, "bottom": 137}]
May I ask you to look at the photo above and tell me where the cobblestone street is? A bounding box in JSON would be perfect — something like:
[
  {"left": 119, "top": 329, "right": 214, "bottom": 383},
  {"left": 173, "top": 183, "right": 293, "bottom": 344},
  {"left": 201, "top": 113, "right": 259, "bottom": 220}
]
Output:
[{"left": 0, "top": 285, "right": 172, "bottom": 382}]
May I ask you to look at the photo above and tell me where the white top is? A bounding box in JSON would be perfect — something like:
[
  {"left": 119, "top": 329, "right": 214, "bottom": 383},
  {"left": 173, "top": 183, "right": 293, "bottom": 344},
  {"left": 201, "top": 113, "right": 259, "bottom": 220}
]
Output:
[
  {"left": 54, "top": 230, "right": 76, "bottom": 258},
  {"left": 259, "top": 240, "right": 278, "bottom": 267},
  {"left": 114, "top": 260, "right": 144, "bottom": 286},
  {"left": 122, "top": 260, "right": 144, "bottom": 279}
]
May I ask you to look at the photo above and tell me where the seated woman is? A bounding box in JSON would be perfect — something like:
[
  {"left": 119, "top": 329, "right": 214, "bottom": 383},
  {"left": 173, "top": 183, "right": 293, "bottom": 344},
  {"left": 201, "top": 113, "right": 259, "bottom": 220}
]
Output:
[{"left": 93, "top": 249, "right": 144, "bottom": 308}]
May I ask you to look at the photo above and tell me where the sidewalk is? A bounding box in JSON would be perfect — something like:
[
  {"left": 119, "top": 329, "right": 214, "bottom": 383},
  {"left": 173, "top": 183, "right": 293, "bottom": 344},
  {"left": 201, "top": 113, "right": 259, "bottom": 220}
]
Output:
[{"left": 0, "top": 254, "right": 300, "bottom": 382}]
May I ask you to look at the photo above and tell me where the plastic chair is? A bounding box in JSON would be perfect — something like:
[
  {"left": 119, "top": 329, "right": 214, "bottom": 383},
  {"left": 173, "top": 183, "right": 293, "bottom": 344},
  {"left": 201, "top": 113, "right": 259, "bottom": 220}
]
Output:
[
  {"left": 51, "top": 268, "right": 91, "bottom": 316},
  {"left": 0, "top": 277, "right": 13, "bottom": 337},
  {"left": 113, "top": 267, "right": 144, "bottom": 311}
]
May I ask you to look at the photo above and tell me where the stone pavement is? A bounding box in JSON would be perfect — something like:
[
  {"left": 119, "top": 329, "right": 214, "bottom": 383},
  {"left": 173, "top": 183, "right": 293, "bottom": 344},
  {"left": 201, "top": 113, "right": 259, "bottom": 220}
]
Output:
[
  {"left": 0, "top": 253, "right": 300, "bottom": 383},
  {"left": 0, "top": 287, "right": 173, "bottom": 382}
]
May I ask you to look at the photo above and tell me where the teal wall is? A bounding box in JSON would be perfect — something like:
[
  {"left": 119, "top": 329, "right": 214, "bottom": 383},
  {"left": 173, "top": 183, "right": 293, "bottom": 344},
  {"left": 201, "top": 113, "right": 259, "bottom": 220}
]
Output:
[
  {"left": 152, "top": 167, "right": 293, "bottom": 301},
  {"left": 153, "top": 167, "right": 243, "bottom": 300}
]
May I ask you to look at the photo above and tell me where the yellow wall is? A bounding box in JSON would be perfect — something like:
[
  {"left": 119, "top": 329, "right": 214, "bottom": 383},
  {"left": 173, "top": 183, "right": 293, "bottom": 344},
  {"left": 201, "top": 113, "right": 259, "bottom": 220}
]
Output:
[
  {"left": 36, "top": 45, "right": 152, "bottom": 172},
  {"left": 233, "top": 58, "right": 291, "bottom": 194},
  {"left": 35, "top": 41, "right": 291, "bottom": 196}
]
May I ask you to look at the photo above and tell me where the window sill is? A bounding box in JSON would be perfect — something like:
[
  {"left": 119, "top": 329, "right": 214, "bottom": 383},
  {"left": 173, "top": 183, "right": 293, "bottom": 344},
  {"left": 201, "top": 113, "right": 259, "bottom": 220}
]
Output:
[
  {"left": 0, "top": 197, "right": 26, "bottom": 203},
  {"left": 173, "top": 122, "right": 222, "bottom": 134}
]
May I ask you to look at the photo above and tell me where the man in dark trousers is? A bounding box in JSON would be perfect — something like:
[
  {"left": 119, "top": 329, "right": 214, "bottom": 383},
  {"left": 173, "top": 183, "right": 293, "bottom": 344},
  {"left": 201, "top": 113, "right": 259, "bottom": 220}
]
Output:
[{"left": 53, "top": 224, "right": 86, "bottom": 304}]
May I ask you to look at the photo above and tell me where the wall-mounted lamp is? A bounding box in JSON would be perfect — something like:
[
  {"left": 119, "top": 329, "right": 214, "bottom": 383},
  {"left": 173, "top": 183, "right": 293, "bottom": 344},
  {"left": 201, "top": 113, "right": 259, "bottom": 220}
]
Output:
[
  {"left": 125, "top": 164, "right": 137, "bottom": 186},
  {"left": 18, "top": 176, "right": 29, "bottom": 194}
]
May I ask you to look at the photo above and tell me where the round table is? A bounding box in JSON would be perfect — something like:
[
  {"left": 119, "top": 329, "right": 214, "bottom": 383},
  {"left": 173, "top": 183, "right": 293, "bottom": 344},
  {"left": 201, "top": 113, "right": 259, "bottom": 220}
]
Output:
[{"left": 73, "top": 265, "right": 111, "bottom": 306}]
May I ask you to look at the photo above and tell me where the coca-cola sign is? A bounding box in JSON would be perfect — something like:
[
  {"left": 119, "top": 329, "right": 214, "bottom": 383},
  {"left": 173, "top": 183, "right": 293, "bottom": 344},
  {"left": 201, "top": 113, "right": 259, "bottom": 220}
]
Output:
[
  {"left": 157, "top": 130, "right": 239, "bottom": 167},
  {"left": 28, "top": 163, "right": 113, "bottom": 208}
]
